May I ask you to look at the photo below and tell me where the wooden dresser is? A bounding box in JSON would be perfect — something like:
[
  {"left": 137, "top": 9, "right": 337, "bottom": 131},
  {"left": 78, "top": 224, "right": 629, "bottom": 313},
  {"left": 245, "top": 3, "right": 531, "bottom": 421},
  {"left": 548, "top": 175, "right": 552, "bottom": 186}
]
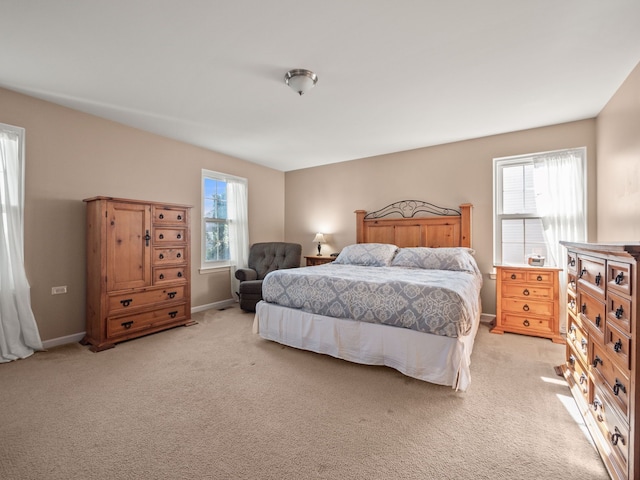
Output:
[
  {"left": 82, "top": 196, "right": 193, "bottom": 351},
  {"left": 560, "top": 241, "right": 640, "bottom": 480},
  {"left": 492, "top": 265, "right": 564, "bottom": 344}
]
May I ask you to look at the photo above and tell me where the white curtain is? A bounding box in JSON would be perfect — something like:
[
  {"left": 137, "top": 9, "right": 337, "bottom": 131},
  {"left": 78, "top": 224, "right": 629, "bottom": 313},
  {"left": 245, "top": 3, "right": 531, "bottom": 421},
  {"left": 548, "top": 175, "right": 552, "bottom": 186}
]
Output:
[
  {"left": 533, "top": 149, "right": 587, "bottom": 332},
  {"left": 532, "top": 149, "right": 587, "bottom": 266},
  {"left": 228, "top": 178, "right": 249, "bottom": 300},
  {"left": 0, "top": 125, "right": 43, "bottom": 362}
]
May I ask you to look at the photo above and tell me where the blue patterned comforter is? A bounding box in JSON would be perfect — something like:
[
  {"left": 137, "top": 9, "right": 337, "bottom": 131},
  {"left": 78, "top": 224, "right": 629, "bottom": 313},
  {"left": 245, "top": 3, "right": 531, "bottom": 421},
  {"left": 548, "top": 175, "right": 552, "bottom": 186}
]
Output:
[{"left": 261, "top": 264, "right": 483, "bottom": 338}]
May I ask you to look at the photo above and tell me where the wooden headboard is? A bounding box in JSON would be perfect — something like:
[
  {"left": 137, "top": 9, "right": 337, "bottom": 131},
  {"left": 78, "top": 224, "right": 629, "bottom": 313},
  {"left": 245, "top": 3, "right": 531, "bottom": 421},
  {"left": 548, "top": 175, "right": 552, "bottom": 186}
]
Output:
[{"left": 355, "top": 201, "right": 472, "bottom": 248}]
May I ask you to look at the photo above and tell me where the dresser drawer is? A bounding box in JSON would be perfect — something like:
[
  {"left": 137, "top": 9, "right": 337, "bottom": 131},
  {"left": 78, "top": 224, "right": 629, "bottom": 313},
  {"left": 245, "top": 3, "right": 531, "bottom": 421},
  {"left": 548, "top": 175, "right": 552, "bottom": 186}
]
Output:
[
  {"left": 578, "top": 290, "right": 605, "bottom": 342},
  {"left": 607, "top": 291, "right": 631, "bottom": 335},
  {"left": 592, "top": 342, "right": 630, "bottom": 419},
  {"left": 608, "top": 260, "right": 632, "bottom": 296},
  {"left": 500, "top": 313, "right": 553, "bottom": 335},
  {"left": 107, "top": 303, "right": 187, "bottom": 337},
  {"left": 501, "top": 298, "right": 554, "bottom": 317},
  {"left": 154, "top": 266, "right": 187, "bottom": 285},
  {"left": 592, "top": 388, "right": 629, "bottom": 475},
  {"left": 567, "top": 251, "right": 578, "bottom": 275},
  {"left": 578, "top": 254, "right": 606, "bottom": 300},
  {"left": 152, "top": 206, "right": 188, "bottom": 225},
  {"left": 108, "top": 286, "right": 185, "bottom": 314},
  {"left": 153, "top": 247, "right": 186, "bottom": 265},
  {"left": 566, "top": 348, "right": 589, "bottom": 402},
  {"left": 567, "top": 315, "right": 588, "bottom": 365},
  {"left": 605, "top": 321, "right": 631, "bottom": 371}
]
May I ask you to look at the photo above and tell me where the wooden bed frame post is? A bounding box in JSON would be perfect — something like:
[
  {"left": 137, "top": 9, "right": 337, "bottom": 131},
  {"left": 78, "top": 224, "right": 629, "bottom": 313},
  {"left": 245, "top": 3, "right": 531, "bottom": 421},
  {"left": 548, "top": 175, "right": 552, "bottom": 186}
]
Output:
[
  {"left": 459, "top": 203, "right": 472, "bottom": 248},
  {"left": 355, "top": 210, "right": 366, "bottom": 244}
]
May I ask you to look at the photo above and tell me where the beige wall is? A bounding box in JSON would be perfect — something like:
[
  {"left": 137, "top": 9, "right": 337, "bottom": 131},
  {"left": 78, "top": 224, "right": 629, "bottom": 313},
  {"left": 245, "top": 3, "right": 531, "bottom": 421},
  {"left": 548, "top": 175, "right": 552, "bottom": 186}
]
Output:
[
  {"left": 596, "top": 61, "right": 640, "bottom": 241},
  {"left": 1, "top": 87, "right": 285, "bottom": 342},
  {"left": 285, "top": 120, "right": 598, "bottom": 315}
]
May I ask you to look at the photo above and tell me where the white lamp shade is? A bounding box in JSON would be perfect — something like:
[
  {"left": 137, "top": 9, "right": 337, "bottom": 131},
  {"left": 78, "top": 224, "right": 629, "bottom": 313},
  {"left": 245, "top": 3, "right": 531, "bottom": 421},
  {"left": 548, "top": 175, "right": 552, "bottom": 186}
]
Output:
[{"left": 312, "top": 233, "right": 326, "bottom": 244}]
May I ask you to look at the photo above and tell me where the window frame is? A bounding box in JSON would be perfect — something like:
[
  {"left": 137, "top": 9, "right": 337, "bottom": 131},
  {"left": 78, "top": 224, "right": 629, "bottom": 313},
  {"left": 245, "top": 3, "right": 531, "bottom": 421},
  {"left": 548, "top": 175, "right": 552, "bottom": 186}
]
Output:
[{"left": 200, "top": 169, "right": 247, "bottom": 270}]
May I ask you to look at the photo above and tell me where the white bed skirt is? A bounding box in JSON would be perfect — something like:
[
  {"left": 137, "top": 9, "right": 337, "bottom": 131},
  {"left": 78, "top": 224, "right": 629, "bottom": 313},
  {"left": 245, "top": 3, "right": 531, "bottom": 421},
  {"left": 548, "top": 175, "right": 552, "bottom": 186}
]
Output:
[{"left": 253, "top": 301, "right": 480, "bottom": 391}]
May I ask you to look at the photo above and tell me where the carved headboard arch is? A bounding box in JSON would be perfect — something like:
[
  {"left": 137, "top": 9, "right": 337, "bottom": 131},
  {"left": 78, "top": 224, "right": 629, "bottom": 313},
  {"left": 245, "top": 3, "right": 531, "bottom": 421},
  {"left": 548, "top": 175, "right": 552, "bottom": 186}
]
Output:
[{"left": 355, "top": 200, "right": 472, "bottom": 248}]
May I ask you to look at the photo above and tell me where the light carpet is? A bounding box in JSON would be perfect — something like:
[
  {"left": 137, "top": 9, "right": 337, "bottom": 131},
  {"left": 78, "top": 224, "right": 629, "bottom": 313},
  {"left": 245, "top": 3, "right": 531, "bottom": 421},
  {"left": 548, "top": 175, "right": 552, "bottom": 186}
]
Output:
[{"left": 0, "top": 306, "right": 609, "bottom": 479}]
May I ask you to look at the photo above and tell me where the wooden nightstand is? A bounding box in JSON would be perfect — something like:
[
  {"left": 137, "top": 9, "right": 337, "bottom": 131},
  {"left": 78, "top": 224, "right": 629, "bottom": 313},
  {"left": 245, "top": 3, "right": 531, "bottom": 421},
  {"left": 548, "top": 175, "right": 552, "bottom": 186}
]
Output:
[
  {"left": 492, "top": 265, "right": 564, "bottom": 344},
  {"left": 304, "top": 255, "right": 335, "bottom": 266}
]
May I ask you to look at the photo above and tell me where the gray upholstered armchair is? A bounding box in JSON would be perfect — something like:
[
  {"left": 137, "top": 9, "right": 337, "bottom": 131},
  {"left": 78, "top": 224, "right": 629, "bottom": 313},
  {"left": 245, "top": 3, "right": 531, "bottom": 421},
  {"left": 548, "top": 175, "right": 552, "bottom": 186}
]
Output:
[{"left": 235, "top": 242, "right": 302, "bottom": 312}]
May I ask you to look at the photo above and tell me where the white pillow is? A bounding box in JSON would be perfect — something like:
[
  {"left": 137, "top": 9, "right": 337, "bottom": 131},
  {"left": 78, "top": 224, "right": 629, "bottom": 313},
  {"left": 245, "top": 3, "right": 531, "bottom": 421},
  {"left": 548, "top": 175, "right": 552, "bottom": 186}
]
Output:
[{"left": 333, "top": 243, "right": 399, "bottom": 267}]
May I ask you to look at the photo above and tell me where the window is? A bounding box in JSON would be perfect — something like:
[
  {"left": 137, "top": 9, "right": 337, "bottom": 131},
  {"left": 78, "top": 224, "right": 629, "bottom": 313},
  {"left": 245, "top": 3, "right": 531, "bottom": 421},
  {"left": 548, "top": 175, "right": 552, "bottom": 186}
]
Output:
[
  {"left": 494, "top": 148, "right": 586, "bottom": 267},
  {"left": 201, "top": 169, "right": 248, "bottom": 270}
]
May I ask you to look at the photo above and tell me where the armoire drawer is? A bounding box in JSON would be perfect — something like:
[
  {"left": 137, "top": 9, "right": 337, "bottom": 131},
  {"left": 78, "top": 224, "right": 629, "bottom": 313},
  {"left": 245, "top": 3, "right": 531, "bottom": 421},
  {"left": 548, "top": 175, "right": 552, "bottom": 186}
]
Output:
[
  {"left": 153, "top": 247, "right": 186, "bottom": 265},
  {"left": 154, "top": 266, "right": 187, "bottom": 285},
  {"left": 107, "top": 304, "right": 187, "bottom": 337},
  {"left": 152, "top": 206, "right": 188, "bottom": 225},
  {"left": 154, "top": 227, "right": 187, "bottom": 244},
  {"left": 108, "top": 286, "right": 186, "bottom": 314}
]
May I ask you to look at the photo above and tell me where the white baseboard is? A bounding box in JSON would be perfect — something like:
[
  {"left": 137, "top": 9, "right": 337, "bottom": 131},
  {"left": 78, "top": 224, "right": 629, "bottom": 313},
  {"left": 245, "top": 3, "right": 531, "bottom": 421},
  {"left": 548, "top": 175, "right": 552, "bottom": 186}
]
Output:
[
  {"left": 42, "top": 300, "right": 238, "bottom": 349},
  {"left": 191, "top": 298, "right": 237, "bottom": 313},
  {"left": 42, "top": 332, "right": 86, "bottom": 349}
]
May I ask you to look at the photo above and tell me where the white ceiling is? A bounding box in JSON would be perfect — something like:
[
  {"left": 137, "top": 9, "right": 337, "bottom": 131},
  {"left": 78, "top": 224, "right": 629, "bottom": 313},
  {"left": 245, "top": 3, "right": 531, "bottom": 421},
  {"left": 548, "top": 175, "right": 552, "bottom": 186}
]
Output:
[{"left": 1, "top": 1, "right": 639, "bottom": 172}]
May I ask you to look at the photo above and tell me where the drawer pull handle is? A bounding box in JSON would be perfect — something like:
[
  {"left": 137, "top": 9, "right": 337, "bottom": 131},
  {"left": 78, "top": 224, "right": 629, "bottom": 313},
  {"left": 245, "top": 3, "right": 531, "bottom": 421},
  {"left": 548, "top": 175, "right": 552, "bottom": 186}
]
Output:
[
  {"left": 169, "top": 311, "right": 178, "bottom": 319},
  {"left": 615, "top": 272, "right": 624, "bottom": 285},
  {"left": 159, "top": 274, "right": 165, "bottom": 280},
  {"left": 177, "top": 233, "right": 182, "bottom": 239},
  {"left": 168, "top": 291, "right": 177, "bottom": 299},
  {"left": 593, "top": 356, "right": 603, "bottom": 368},
  {"left": 614, "top": 339, "right": 623, "bottom": 353},
  {"left": 569, "top": 325, "right": 576, "bottom": 333},
  {"left": 522, "top": 289, "right": 530, "bottom": 296},
  {"left": 523, "top": 319, "right": 530, "bottom": 327},
  {"left": 615, "top": 306, "right": 624, "bottom": 319},
  {"left": 159, "top": 213, "right": 164, "bottom": 219},
  {"left": 120, "top": 299, "right": 132, "bottom": 307},
  {"left": 581, "top": 303, "right": 587, "bottom": 314},
  {"left": 579, "top": 373, "right": 587, "bottom": 385},
  {"left": 121, "top": 321, "right": 134, "bottom": 329},
  {"left": 177, "top": 253, "right": 181, "bottom": 258},
  {"left": 568, "top": 354, "right": 576, "bottom": 365},
  {"left": 177, "top": 215, "right": 182, "bottom": 220},
  {"left": 581, "top": 338, "right": 587, "bottom": 347},
  {"left": 511, "top": 274, "right": 516, "bottom": 280},
  {"left": 159, "top": 234, "right": 164, "bottom": 239},
  {"left": 613, "top": 378, "right": 627, "bottom": 396},
  {"left": 595, "top": 314, "right": 601, "bottom": 328},
  {"left": 145, "top": 230, "right": 151, "bottom": 247},
  {"left": 522, "top": 304, "right": 530, "bottom": 312},
  {"left": 177, "top": 272, "right": 183, "bottom": 278},
  {"left": 595, "top": 273, "right": 602, "bottom": 286},
  {"left": 611, "top": 427, "right": 626, "bottom": 446},
  {"left": 579, "top": 268, "right": 586, "bottom": 278},
  {"left": 536, "top": 275, "right": 542, "bottom": 282},
  {"left": 569, "top": 258, "right": 576, "bottom": 267},
  {"left": 592, "top": 398, "right": 602, "bottom": 412},
  {"left": 159, "top": 253, "right": 164, "bottom": 259}
]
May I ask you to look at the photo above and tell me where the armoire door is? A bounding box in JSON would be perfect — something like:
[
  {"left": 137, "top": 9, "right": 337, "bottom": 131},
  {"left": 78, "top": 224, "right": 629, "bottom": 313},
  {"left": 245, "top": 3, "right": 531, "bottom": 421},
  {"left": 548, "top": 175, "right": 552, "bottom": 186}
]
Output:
[{"left": 106, "top": 201, "right": 152, "bottom": 291}]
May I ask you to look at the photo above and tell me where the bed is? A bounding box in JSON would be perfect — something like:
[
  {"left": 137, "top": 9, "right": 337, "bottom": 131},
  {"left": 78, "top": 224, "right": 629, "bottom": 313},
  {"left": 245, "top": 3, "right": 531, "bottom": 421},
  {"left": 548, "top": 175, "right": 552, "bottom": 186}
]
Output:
[{"left": 253, "top": 201, "right": 482, "bottom": 391}]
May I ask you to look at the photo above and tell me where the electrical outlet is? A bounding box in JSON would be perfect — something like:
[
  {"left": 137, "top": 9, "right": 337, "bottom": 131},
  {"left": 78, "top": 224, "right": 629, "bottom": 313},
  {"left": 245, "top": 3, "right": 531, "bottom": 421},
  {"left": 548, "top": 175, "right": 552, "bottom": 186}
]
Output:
[{"left": 51, "top": 286, "right": 67, "bottom": 295}]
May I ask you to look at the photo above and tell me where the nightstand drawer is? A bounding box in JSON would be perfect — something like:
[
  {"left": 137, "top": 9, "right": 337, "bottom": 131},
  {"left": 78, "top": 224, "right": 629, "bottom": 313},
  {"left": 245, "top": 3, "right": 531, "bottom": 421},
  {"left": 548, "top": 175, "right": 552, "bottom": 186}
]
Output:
[
  {"left": 502, "top": 283, "right": 553, "bottom": 300},
  {"left": 501, "top": 298, "right": 554, "bottom": 316},
  {"left": 501, "top": 313, "right": 553, "bottom": 335}
]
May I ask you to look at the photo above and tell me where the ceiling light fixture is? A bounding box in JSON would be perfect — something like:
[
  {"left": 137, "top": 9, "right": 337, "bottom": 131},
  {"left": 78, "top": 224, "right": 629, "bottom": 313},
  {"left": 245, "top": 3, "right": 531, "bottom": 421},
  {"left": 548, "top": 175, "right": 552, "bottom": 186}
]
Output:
[{"left": 284, "top": 69, "right": 318, "bottom": 96}]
